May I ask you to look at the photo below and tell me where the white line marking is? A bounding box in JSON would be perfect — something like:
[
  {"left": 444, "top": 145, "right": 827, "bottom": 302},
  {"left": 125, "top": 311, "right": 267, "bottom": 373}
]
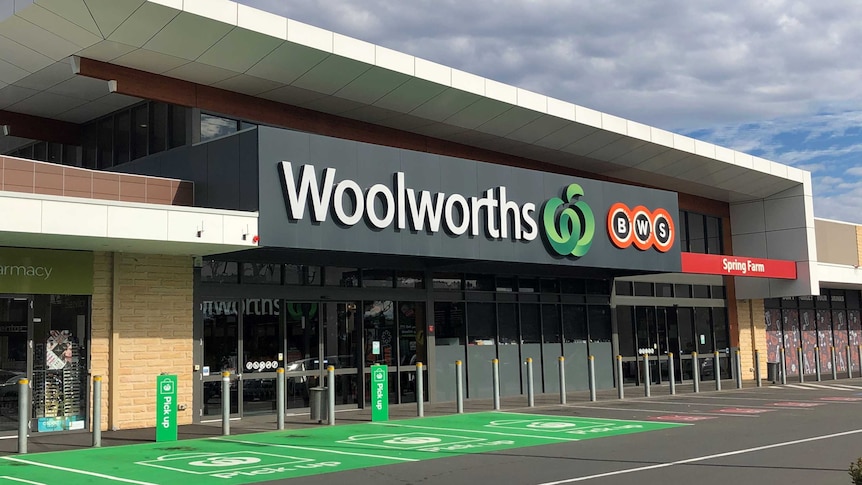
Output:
[
  {"left": 0, "top": 477, "right": 46, "bottom": 485},
  {"left": 829, "top": 384, "right": 862, "bottom": 389},
  {"left": 560, "top": 405, "right": 758, "bottom": 418},
  {"left": 1, "top": 457, "right": 156, "bottom": 485},
  {"left": 782, "top": 384, "right": 816, "bottom": 389},
  {"left": 370, "top": 422, "right": 581, "bottom": 441},
  {"left": 631, "top": 400, "right": 778, "bottom": 408},
  {"left": 801, "top": 384, "right": 854, "bottom": 390},
  {"left": 210, "top": 437, "right": 419, "bottom": 462},
  {"left": 489, "top": 411, "right": 680, "bottom": 427},
  {"left": 534, "top": 427, "right": 862, "bottom": 484}
]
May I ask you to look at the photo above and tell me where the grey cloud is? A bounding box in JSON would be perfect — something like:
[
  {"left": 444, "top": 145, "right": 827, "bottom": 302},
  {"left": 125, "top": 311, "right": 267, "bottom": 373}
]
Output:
[{"left": 238, "top": 1, "right": 862, "bottom": 131}]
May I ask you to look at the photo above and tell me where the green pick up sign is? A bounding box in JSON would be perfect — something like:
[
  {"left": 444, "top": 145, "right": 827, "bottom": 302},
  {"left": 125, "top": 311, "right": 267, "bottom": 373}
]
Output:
[
  {"left": 156, "top": 374, "right": 178, "bottom": 441},
  {"left": 371, "top": 364, "right": 389, "bottom": 421}
]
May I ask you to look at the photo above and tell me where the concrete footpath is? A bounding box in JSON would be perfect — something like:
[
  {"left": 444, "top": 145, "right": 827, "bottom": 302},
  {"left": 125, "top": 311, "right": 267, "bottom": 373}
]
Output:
[{"left": 0, "top": 377, "right": 752, "bottom": 455}]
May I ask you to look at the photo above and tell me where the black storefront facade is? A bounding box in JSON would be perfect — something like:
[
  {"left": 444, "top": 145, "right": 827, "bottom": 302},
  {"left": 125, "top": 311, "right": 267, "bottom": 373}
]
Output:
[{"left": 185, "top": 125, "right": 715, "bottom": 420}]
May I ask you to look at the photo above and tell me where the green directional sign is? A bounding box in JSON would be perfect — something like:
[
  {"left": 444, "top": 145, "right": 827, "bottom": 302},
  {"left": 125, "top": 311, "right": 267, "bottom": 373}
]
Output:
[
  {"left": 156, "top": 374, "right": 178, "bottom": 442},
  {"left": 371, "top": 364, "right": 389, "bottom": 421}
]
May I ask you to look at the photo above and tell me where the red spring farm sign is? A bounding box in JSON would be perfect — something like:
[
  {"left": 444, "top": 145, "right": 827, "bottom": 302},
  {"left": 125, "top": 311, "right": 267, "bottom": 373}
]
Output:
[{"left": 680, "top": 253, "right": 797, "bottom": 279}]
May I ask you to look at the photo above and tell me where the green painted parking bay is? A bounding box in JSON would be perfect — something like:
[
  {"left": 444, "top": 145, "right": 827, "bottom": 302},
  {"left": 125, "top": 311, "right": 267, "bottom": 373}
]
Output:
[{"left": 0, "top": 412, "right": 684, "bottom": 484}]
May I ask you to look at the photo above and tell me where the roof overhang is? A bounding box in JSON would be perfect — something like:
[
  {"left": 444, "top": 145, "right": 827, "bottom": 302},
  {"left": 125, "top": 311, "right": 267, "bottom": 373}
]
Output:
[
  {"left": 0, "top": 0, "right": 808, "bottom": 204},
  {"left": 0, "top": 190, "right": 259, "bottom": 256}
]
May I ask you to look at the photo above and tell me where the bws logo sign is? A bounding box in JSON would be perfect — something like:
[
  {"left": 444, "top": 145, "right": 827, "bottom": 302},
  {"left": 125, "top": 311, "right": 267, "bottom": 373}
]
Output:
[{"left": 607, "top": 203, "right": 674, "bottom": 252}]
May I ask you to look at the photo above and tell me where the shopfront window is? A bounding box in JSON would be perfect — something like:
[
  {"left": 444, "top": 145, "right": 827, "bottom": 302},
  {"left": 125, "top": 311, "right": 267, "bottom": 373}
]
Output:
[
  {"left": 201, "top": 261, "right": 239, "bottom": 284},
  {"left": 242, "top": 301, "right": 282, "bottom": 373},
  {"left": 202, "top": 300, "right": 240, "bottom": 377},
  {"left": 32, "top": 295, "right": 89, "bottom": 433},
  {"left": 520, "top": 304, "right": 541, "bottom": 344},
  {"left": 434, "top": 302, "right": 464, "bottom": 346},
  {"left": 467, "top": 303, "right": 496, "bottom": 346},
  {"left": 364, "top": 301, "right": 395, "bottom": 366},
  {"left": 0, "top": 299, "right": 28, "bottom": 431},
  {"left": 397, "top": 302, "right": 425, "bottom": 365},
  {"left": 242, "top": 263, "right": 281, "bottom": 285}
]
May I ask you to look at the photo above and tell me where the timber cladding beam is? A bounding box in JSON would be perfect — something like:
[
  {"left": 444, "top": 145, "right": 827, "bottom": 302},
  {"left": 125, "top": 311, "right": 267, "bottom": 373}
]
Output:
[
  {"left": 0, "top": 110, "right": 82, "bottom": 146},
  {"left": 74, "top": 57, "right": 730, "bottom": 217},
  {"left": 72, "top": 58, "right": 624, "bottom": 183}
]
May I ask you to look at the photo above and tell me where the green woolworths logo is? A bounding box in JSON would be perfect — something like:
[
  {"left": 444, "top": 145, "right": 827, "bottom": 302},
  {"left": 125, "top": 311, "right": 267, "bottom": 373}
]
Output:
[{"left": 542, "top": 184, "right": 595, "bottom": 257}]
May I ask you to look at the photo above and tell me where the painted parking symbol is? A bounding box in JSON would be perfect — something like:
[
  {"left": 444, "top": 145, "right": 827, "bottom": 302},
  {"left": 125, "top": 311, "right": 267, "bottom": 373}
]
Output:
[
  {"left": 137, "top": 451, "right": 312, "bottom": 475},
  {"left": 714, "top": 408, "right": 774, "bottom": 414},
  {"left": 339, "top": 433, "right": 484, "bottom": 450},
  {"left": 649, "top": 415, "right": 716, "bottom": 422},
  {"left": 488, "top": 419, "right": 606, "bottom": 432},
  {"left": 772, "top": 402, "right": 823, "bottom": 408},
  {"left": 188, "top": 456, "right": 261, "bottom": 467}
]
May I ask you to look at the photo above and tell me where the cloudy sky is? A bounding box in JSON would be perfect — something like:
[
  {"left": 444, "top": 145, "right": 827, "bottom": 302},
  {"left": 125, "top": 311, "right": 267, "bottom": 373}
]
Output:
[{"left": 238, "top": 0, "right": 862, "bottom": 223}]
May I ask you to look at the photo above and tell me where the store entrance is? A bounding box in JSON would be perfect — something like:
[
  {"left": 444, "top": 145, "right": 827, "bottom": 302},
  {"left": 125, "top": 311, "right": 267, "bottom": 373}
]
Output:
[
  {"left": 284, "top": 301, "right": 361, "bottom": 411},
  {"left": 0, "top": 297, "right": 29, "bottom": 434},
  {"left": 200, "top": 299, "right": 363, "bottom": 421}
]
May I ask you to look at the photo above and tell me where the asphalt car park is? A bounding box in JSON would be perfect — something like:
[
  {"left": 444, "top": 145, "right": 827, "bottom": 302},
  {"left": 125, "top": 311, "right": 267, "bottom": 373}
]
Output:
[{"left": 1, "top": 380, "right": 861, "bottom": 484}]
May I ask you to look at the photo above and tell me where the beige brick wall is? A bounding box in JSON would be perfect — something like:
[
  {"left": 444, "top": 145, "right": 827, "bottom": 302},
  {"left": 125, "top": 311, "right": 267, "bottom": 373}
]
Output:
[
  {"left": 737, "top": 298, "right": 766, "bottom": 380},
  {"left": 857, "top": 226, "right": 862, "bottom": 266},
  {"left": 91, "top": 252, "right": 194, "bottom": 430}
]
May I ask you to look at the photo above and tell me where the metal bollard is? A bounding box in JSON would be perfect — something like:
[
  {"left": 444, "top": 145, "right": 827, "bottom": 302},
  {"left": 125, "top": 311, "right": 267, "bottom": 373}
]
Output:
[
  {"left": 492, "top": 359, "right": 501, "bottom": 410},
  {"left": 692, "top": 352, "right": 700, "bottom": 393},
  {"left": 455, "top": 360, "right": 464, "bottom": 413},
  {"left": 327, "top": 366, "right": 335, "bottom": 426},
  {"left": 668, "top": 353, "right": 676, "bottom": 395},
  {"left": 18, "top": 379, "right": 28, "bottom": 454},
  {"left": 276, "top": 369, "right": 285, "bottom": 430},
  {"left": 93, "top": 376, "right": 102, "bottom": 447},
  {"left": 754, "top": 349, "right": 762, "bottom": 387},
  {"left": 616, "top": 355, "right": 624, "bottom": 400},
  {"left": 780, "top": 347, "right": 787, "bottom": 385},
  {"left": 798, "top": 347, "right": 805, "bottom": 383},
  {"left": 558, "top": 356, "right": 566, "bottom": 405},
  {"left": 416, "top": 362, "right": 424, "bottom": 417},
  {"left": 222, "top": 371, "right": 230, "bottom": 436},
  {"left": 588, "top": 355, "right": 596, "bottom": 402},
  {"left": 643, "top": 354, "right": 651, "bottom": 398},
  {"left": 714, "top": 351, "right": 721, "bottom": 391},
  {"left": 526, "top": 358, "right": 535, "bottom": 407},
  {"left": 735, "top": 350, "right": 743, "bottom": 389},
  {"left": 848, "top": 346, "right": 854, "bottom": 379},
  {"left": 815, "top": 347, "right": 822, "bottom": 382},
  {"left": 831, "top": 346, "right": 837, "bottom": 380}
]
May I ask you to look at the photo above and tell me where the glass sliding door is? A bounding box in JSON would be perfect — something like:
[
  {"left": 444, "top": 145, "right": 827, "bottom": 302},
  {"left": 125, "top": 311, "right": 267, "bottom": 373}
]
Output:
[
  {"left": 327, "top": 302, "right": 359, "bottom": 407},
  {"left": 240, "top": 300, "right": 282, "bottom": 416},
  {"left": 285, "top": 302, "right": 320, "bottom": 410},
  {"left": 201, "top": 299, "right": 240, "bottom": 417}
]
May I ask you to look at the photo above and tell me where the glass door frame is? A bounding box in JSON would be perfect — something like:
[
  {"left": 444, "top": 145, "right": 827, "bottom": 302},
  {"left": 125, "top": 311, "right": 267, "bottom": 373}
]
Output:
[
  {"left": 199, "top": 298, "right": 241, "bottom": 420},
  {"left": 0, "top": 295, "right": 33, "bottom": 436}
]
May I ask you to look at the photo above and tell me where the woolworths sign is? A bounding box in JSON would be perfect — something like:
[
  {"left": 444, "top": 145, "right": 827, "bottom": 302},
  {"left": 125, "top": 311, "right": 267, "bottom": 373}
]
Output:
[{"left": 259, "top": 127, "right": 680, "bottom": 273}]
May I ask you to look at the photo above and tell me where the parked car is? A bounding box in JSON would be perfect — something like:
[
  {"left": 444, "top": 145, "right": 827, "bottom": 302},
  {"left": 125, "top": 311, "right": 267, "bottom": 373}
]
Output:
[{"left": 0, "top": 370, "right": 24, "bottom": 418}]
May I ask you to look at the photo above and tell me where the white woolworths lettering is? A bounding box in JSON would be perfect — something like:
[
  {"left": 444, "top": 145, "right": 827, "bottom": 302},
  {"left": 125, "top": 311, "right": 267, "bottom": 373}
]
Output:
[{"left": 279, "top": 162, "right": 538, "bottom": 241}]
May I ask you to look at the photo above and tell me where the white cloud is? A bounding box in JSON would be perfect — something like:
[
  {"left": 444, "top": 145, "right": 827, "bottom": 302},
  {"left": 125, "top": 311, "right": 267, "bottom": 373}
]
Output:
[{"left": 240, "top": 0, "right": 862, "bottom": 131}]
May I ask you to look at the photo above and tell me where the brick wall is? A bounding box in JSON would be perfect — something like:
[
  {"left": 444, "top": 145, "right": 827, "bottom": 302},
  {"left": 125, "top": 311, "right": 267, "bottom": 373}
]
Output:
[
  {"left": 91, "top": 252, "right": 194, "bottom": 430},
  {"left": 737, "top": 298, "right": 766, "bottom": 380},
  {"left": 857, "top": 226, "right": 862, "bottom": 266}
]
